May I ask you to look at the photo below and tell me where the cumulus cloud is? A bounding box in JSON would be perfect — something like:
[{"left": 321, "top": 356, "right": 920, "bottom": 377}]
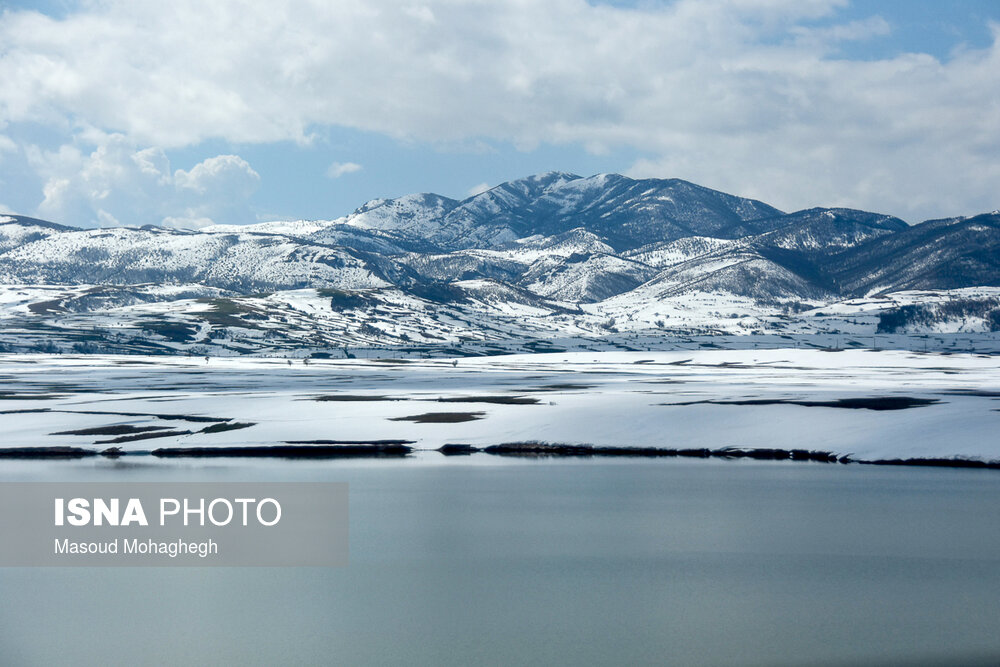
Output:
[
  {"left": 0, "top": 0, "right": 998, "bottom": 219},
  {"left": 27, "top": 134, "right": 259, "bottom": 228},
  {"left": 466, "top": 182, "right": 491, "bottom": 197},
  {"left": 326, "top": 161, "right": 363, "bottom": 179}
]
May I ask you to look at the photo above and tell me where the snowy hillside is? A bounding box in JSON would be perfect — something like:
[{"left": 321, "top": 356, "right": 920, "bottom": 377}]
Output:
[{"left": 1, "top": 173, "right": 999, "bottom": 355}]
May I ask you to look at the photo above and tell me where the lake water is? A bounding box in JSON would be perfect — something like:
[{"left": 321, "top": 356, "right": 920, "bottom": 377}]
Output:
[{"left": 1, "top": 458, "right": 999, "bottom": 666}]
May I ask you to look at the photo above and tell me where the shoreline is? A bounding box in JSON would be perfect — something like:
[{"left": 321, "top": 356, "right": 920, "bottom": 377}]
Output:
[{"left": 2, "top": 443, "right": 999, "bottom": 470}]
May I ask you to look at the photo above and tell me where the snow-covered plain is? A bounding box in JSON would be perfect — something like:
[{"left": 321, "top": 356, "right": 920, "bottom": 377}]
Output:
[{"left": 3, "top": 348, "right": 999, "bottom": 464}]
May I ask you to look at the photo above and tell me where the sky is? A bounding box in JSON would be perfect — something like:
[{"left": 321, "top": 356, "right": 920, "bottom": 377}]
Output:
[{"left": 0, "top": 0, "right": 998, "bottom": 228}]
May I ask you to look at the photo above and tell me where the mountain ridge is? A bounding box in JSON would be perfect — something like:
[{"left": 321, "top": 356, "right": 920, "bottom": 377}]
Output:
[
  {"left": 2, "top": 173, "right": 999, "bottom": 355},
  {"left": 5, "top": 173, "right": 999, "bottom": 300}
]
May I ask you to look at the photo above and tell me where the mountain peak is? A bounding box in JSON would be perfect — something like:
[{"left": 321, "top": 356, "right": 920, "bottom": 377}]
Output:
[
  {"left": 351, "top": 192, "right": 457, "bottom": 217},
  {"left": 464, "top": 171, "right": 582, "bottom": 202},
  {"left": 520, "top": 171, "right": 582, "bottom": 186}
]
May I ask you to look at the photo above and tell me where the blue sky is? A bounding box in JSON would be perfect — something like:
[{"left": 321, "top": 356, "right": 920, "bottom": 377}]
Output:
[{"left": 0, "top": 0, "right": 998, "bottom": 227}]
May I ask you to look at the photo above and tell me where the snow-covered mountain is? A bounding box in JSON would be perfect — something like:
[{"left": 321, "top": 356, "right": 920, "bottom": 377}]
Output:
[
  {"left": 1, "top": 173, "right": 999, "bottom": 355},
  {"left": 345, "top": 172, "right": 785, "bottom": 251},
  {"left": 0, "top": 217, "right": 398, "bottom": 291},
  {"left": 822, "top": 212, "right": 1000, "bottom": 294}
]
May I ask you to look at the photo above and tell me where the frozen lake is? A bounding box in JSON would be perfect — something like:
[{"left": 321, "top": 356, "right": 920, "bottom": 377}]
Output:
[
  {"left": 1, "top": 458, "right": 999, "bottom": 666},
  {"left": 2, "top": 348, "right": 1000, "bottom": 462}
]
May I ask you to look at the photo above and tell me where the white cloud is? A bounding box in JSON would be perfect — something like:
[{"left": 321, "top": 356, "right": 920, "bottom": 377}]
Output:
[
  {"left": 403, "top": 5, "right": 436, "bottom": 24},
  {"left": 791, "top": 16, "right": 891, "bottom": 51},
  {"left": 175, "top": 155, "right": 260, "bottom": 196},
  {"left": 161, "top": 215, "right": 216, "bottom": 230},
  {"left": 27, "top": 134, "right": 260, "bottom": 228},
  {"left": 0, "top": 134, "right": 16, "bottom": 154},
  {"left": 0, "top": 1, "right": 998, "bottom": 219},
  {"left": 326, "top": 161, "right": 363, "bottom": 179},
  {"left": 466, "top": 182, "right": 491, "bottom": 197}
]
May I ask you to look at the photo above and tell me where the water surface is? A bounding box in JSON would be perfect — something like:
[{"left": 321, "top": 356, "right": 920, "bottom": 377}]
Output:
[{"left": 1, "top": 458, "right": 999, "bottom": 666}]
